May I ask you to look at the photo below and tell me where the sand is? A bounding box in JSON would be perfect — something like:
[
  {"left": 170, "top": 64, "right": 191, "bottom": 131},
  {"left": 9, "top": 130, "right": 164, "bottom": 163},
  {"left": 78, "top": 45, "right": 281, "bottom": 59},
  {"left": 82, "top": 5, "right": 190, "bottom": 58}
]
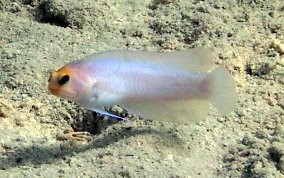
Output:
[{"left": 0, "top": 0, "right": 283, "bottom": 177}]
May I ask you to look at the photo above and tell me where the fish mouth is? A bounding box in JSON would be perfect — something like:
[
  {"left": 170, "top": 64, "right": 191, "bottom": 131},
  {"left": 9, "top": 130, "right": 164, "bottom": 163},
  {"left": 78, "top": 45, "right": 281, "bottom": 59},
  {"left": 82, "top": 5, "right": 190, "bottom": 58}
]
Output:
[
  {"left": 48, "top": 89, "right": 56, "bottom": 95},
  {"left": 48, "top": 87, "right": 72, "bottom": 99},
  {"left": 48, "top": 86, "right": 60, "bottom": 96}
]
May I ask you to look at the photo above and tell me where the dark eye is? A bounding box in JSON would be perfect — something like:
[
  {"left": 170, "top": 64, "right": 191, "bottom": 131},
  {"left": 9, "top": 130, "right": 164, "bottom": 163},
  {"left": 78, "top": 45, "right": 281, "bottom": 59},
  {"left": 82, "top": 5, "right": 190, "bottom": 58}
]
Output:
[{"left": 58, "top": 75, "right": 70, "bottom": 85}]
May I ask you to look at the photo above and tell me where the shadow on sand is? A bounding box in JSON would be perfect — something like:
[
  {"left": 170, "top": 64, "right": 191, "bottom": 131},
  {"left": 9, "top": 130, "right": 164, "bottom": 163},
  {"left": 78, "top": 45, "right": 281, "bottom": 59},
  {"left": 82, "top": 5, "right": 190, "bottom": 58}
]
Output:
[{"left": 0, "top": 118, "right": 187, "bottom": 170}]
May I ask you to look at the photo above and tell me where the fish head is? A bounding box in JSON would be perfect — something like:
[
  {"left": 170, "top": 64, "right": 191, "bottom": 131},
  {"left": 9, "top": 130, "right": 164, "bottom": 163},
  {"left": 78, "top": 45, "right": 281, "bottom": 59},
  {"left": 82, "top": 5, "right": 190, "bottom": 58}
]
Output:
[{"left": 48, "top": 66, "right": 92, "bottom": 101}]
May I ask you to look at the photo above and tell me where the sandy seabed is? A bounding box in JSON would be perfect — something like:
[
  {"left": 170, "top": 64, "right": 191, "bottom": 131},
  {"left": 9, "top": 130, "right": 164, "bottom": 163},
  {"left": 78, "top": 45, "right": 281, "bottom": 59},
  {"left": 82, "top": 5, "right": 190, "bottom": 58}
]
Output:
[{"left": 0, "top": 0, "right": 283, "bottom": 177}]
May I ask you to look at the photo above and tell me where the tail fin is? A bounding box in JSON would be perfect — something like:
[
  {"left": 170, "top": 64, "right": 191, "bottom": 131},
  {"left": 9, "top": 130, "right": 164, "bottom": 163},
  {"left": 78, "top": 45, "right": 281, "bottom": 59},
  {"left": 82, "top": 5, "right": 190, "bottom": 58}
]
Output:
[{"left": 208, "top": 67, "right": 238, "bottom": 115}]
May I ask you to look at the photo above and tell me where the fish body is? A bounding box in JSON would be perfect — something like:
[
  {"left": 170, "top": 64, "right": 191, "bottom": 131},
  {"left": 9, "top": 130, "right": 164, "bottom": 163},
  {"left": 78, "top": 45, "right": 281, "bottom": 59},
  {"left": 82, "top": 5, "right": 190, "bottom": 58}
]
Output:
[{"left": 48, "top": 48, "right": 237, "bottom": 124}]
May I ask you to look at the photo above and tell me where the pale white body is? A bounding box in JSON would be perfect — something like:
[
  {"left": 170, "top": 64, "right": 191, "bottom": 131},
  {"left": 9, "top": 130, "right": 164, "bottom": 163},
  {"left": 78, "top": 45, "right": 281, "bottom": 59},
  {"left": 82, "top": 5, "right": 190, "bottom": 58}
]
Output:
[{"left": 61, "top": 49, "right": 237, "bottom": 123}]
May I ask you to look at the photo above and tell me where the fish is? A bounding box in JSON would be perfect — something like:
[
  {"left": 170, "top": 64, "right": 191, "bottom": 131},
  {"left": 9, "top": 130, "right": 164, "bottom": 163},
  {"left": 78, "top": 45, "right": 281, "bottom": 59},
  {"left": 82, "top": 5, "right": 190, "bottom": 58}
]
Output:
[{"left": 48, "top": 48, "right": 237, "bottom": 124}]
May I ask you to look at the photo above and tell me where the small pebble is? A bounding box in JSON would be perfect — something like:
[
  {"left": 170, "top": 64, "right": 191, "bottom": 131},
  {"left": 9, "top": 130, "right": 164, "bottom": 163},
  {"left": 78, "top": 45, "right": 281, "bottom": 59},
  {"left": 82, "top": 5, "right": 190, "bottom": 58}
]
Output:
[
  {"left": 280, "top": 157, "right": 284, "bottom": 174},
  {"left": 253, "top": 161, "right": 263, "bottom": 171},
  {"left": 278, "top": 126, "right": 284, "bottom": 137},
  {"left": 0, "top": 100, "right": 13, "bottom": 118},
  {"left": 270, "top": 142, "right": 284, "bottom": 173},
  {"left": 271, "top": 40, "right": 284, "bottom": 54},
  {"left": 267, "top": 97, "right": 277, "bottom": 106},
  {"left": 10, "top": 2, "right": 21, "bottom": 13}
]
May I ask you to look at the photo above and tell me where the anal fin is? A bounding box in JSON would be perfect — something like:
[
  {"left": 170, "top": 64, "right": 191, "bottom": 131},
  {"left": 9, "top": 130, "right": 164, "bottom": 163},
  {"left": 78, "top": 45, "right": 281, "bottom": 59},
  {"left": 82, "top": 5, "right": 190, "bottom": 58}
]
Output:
[{"left": 123, "top": 99, "right": 209, "bottom": 124}]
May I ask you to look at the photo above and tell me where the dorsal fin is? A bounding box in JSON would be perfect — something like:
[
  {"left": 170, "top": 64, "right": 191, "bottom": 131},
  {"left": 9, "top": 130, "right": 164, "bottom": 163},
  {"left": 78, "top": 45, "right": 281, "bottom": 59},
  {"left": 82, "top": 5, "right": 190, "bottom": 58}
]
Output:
[{"left": 85, "top": 48, "right": 213, "bottom": 72}]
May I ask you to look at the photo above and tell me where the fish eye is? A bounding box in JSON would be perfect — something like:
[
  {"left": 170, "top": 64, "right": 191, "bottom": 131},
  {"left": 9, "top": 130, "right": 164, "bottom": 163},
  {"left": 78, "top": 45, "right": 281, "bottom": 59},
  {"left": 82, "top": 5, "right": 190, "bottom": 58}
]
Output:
[{"left": 58, "top": 75, "right": 70, "bottom": 85}]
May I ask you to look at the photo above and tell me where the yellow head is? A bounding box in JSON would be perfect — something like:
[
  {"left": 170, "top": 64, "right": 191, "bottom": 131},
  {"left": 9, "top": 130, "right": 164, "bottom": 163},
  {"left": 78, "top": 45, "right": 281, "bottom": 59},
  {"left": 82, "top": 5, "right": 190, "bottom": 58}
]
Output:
[{"left": 48, "top": 66, "right": 91, "bottom": 101}]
